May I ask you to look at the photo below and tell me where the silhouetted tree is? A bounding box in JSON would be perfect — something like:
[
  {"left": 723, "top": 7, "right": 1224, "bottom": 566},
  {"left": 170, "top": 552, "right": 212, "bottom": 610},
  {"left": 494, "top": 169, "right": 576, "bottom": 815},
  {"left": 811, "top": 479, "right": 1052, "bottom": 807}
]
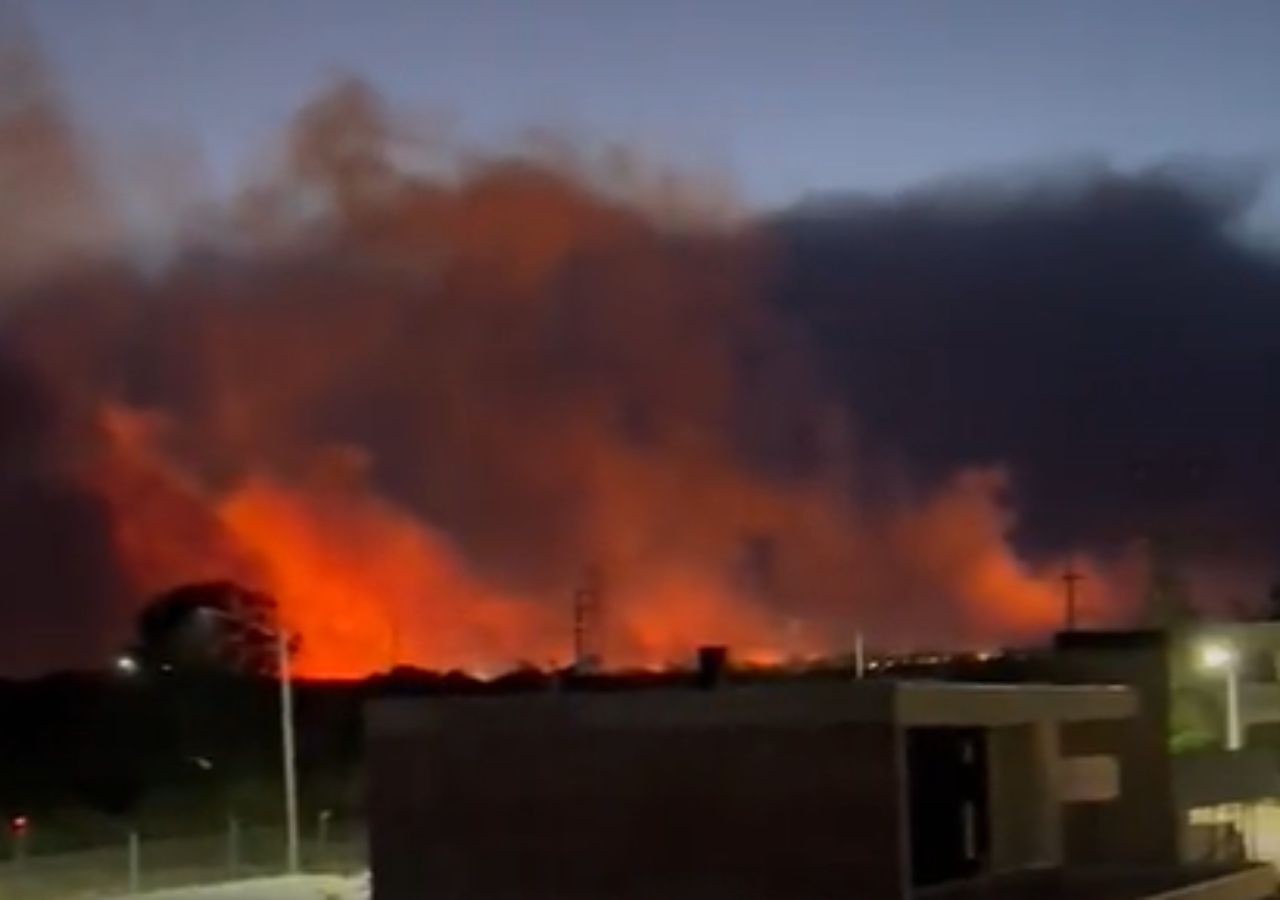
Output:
[{"left": 131, "top": 581, "right": 294, "bottom": 677}]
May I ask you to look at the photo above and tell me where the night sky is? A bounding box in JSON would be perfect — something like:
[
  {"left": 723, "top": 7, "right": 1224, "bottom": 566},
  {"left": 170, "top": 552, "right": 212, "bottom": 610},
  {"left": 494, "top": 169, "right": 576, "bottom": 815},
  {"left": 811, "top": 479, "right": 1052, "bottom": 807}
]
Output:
[
  {"left": 2, "top": 2, "right": 1280, "bottom": 674},
  {"left": 15, "top": 0, "right": 1280, "bottom": 210}
]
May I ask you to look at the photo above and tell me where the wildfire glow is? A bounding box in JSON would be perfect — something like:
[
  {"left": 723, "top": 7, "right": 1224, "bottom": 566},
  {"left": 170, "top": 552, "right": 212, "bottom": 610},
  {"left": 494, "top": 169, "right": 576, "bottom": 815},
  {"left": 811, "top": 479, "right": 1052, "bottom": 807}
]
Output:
[
  {"left": 218, "top": 474, "right": 553, "bottom": 678},
  {"left": 0, "top": 61, "right": 1121, "bottom": 677}
]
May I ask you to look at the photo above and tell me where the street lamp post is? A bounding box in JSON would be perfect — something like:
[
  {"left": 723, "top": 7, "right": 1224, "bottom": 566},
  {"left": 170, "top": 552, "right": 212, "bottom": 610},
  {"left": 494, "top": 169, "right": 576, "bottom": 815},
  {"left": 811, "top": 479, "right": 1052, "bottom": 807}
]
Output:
[
  {"left": 275, "top": 624, "right": 301, "bottom": 874},
  {"left": 1200, "top": 642, "right": 1243, "bottom": 751},
  {"left": 111, "top": 607, "right": 301, "bottom": 873},
  {"left": 196, "top": 607, "right": 300, "bottom": 874}
]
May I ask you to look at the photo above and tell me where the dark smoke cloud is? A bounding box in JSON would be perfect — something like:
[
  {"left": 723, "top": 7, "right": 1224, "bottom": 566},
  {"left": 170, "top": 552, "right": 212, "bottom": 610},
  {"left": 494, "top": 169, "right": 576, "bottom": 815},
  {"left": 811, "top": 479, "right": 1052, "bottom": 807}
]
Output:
[
  {"left": 771, "top": 165, "right": 1280, "bottom": 592},
  {"left": 0, "top": 27, "right": 131, "bottom": 674},
  {"left": 0, "top": 349, "right": 131, "bottom": 673}
]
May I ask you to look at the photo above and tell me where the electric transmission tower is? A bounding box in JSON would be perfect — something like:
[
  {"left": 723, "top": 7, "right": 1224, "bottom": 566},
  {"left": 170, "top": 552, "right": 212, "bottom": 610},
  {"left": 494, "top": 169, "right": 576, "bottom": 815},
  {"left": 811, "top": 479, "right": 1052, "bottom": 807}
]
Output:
[{"left": 572, "top": 564, "right": 605, "bottom": 674}]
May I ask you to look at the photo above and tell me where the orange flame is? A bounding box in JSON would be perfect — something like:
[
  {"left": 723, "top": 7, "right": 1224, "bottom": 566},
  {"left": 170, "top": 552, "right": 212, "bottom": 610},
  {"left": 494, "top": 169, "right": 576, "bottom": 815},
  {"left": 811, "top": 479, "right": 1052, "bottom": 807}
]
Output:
[{"left": 218, "top": 473, "right": 555, "bottom": 678}]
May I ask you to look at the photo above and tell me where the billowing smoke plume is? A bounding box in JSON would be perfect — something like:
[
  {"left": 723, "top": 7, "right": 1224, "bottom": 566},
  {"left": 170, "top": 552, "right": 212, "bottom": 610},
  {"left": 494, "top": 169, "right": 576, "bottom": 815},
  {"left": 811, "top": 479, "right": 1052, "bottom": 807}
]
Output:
[
  {"left": 773, "top": 162, "right": 1280, "bottom": 614},
  {"left": 0, "top": 47, "right": 1133, "bottom": 676}
]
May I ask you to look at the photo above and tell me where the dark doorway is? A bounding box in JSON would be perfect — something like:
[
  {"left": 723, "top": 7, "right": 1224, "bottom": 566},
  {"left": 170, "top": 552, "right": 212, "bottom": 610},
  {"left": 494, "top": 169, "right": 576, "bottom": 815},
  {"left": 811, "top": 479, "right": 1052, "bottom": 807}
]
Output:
[{"left": 906, "top": 726, "right": 990, "bottom": 888}]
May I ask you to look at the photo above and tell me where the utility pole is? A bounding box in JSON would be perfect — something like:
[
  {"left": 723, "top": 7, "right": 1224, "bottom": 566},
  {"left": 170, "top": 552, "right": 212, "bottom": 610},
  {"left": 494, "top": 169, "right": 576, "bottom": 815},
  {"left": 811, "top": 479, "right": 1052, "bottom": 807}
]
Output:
[
  {"left": 385, "top": 605, "right": 402, "bottom": 672},
  {"left": 1062, "top": 566, "right": 1084, "bottom": 631},
  {"left": 573, "top": 565, "right": 604, "bottom": 674}
]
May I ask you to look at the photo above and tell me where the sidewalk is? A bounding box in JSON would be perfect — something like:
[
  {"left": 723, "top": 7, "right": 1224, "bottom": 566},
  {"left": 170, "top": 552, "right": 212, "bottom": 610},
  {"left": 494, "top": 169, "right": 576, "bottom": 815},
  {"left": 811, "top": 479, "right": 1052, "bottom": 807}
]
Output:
[{"left": 101, "top": 873, "right": 369, "bottom": 900}]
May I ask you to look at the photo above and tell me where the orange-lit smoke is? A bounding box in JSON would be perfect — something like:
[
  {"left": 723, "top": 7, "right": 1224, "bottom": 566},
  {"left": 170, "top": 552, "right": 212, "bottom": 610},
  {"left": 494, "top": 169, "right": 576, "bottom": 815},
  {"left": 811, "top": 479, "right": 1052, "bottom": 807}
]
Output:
[
  {"left": 218, "top": 473, "right": 555, "bottom": 678},
  {"left": 0, "top": 66, "right": 1119, "bottom": 677}
]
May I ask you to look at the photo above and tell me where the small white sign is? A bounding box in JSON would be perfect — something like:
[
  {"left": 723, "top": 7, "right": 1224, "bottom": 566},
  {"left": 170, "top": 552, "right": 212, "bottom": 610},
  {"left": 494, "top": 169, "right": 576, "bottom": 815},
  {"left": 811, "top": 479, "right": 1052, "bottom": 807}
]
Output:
[{"left": 1059, "top": 755, "right": 1120, "bottom": 803}]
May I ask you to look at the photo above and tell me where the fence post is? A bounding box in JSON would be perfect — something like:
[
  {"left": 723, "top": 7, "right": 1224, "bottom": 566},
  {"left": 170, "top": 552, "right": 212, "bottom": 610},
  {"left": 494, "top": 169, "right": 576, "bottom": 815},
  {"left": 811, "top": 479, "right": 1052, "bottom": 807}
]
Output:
[
  {"left": 11, "top": 819, "right": 27, "bottom": 871},
  {"left": 316, "top": 809, "right": 332, "bottom": 865},
  {"left": 227, "top": 814, "right": 241, "bottom": 876},
  {"left": 127, "top": 830, "right": 141, "bottom": 895}
]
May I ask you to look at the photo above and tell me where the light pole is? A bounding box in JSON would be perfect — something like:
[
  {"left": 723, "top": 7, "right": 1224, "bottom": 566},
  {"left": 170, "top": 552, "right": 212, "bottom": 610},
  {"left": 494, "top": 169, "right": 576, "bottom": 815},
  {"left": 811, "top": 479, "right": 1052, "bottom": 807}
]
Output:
[
  {"left": 274, "top": 622, "right": 301, "bottom": 874},
  {"left": 1200, "top": 641, "right": 1242, "bottom": 751},
  {"left": 197, "top": 607, "right": 301, "bottom": 874}
]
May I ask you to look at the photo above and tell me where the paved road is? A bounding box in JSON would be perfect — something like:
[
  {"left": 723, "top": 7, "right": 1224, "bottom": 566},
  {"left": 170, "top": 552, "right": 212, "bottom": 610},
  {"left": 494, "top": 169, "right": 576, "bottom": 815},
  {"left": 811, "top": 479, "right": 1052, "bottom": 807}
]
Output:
[{"left": 103, "top": 873, "right": 369, "bottom": 900}]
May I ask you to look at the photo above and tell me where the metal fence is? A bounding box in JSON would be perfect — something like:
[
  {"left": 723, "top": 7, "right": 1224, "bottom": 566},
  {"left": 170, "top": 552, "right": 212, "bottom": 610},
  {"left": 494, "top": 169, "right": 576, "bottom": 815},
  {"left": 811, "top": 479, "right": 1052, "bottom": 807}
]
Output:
[{"left": 0, "top": 821, "right": 364, "bottom": 899}]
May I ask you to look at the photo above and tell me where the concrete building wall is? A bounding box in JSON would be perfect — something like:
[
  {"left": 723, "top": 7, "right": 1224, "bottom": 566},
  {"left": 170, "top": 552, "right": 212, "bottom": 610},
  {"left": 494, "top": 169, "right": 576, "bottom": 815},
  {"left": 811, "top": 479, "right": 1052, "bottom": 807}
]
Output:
[
  {"left": 986, "top": 722, "right": 1061, "bottom": 872},
  {"left": 1052, "top": 631, "right": 1181, "bottom": 867},
  {"left": 368, "top": 694, "right": 907, "bottom": 900}
]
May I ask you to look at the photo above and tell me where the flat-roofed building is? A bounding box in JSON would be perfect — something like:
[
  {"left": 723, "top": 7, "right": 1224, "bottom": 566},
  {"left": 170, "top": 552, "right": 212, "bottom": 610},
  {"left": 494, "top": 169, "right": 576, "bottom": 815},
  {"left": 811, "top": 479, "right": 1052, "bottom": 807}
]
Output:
[{"left": 366, "top": 674, "right": 1273, "bottom": 899}]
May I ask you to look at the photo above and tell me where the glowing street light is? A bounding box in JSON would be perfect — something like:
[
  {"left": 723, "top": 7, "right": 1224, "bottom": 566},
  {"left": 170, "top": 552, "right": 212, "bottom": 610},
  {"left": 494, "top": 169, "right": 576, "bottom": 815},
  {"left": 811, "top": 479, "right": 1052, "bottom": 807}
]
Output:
[
  {"left": 1201, "top": 643, "right": 1236, "bottom": 671},
  {"left": 1200, "top": 641, "right": 1242, "bottom": 751},
  {"left": 114, "top": 654, "right": 140, "bottom": 676}
]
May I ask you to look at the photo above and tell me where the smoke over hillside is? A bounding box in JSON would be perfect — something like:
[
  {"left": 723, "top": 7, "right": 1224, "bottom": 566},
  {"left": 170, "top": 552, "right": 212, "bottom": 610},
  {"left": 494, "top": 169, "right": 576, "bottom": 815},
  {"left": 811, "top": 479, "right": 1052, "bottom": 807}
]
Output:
[{"left": 13, "top": 41, "right": 1276, "bottom": 676}]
